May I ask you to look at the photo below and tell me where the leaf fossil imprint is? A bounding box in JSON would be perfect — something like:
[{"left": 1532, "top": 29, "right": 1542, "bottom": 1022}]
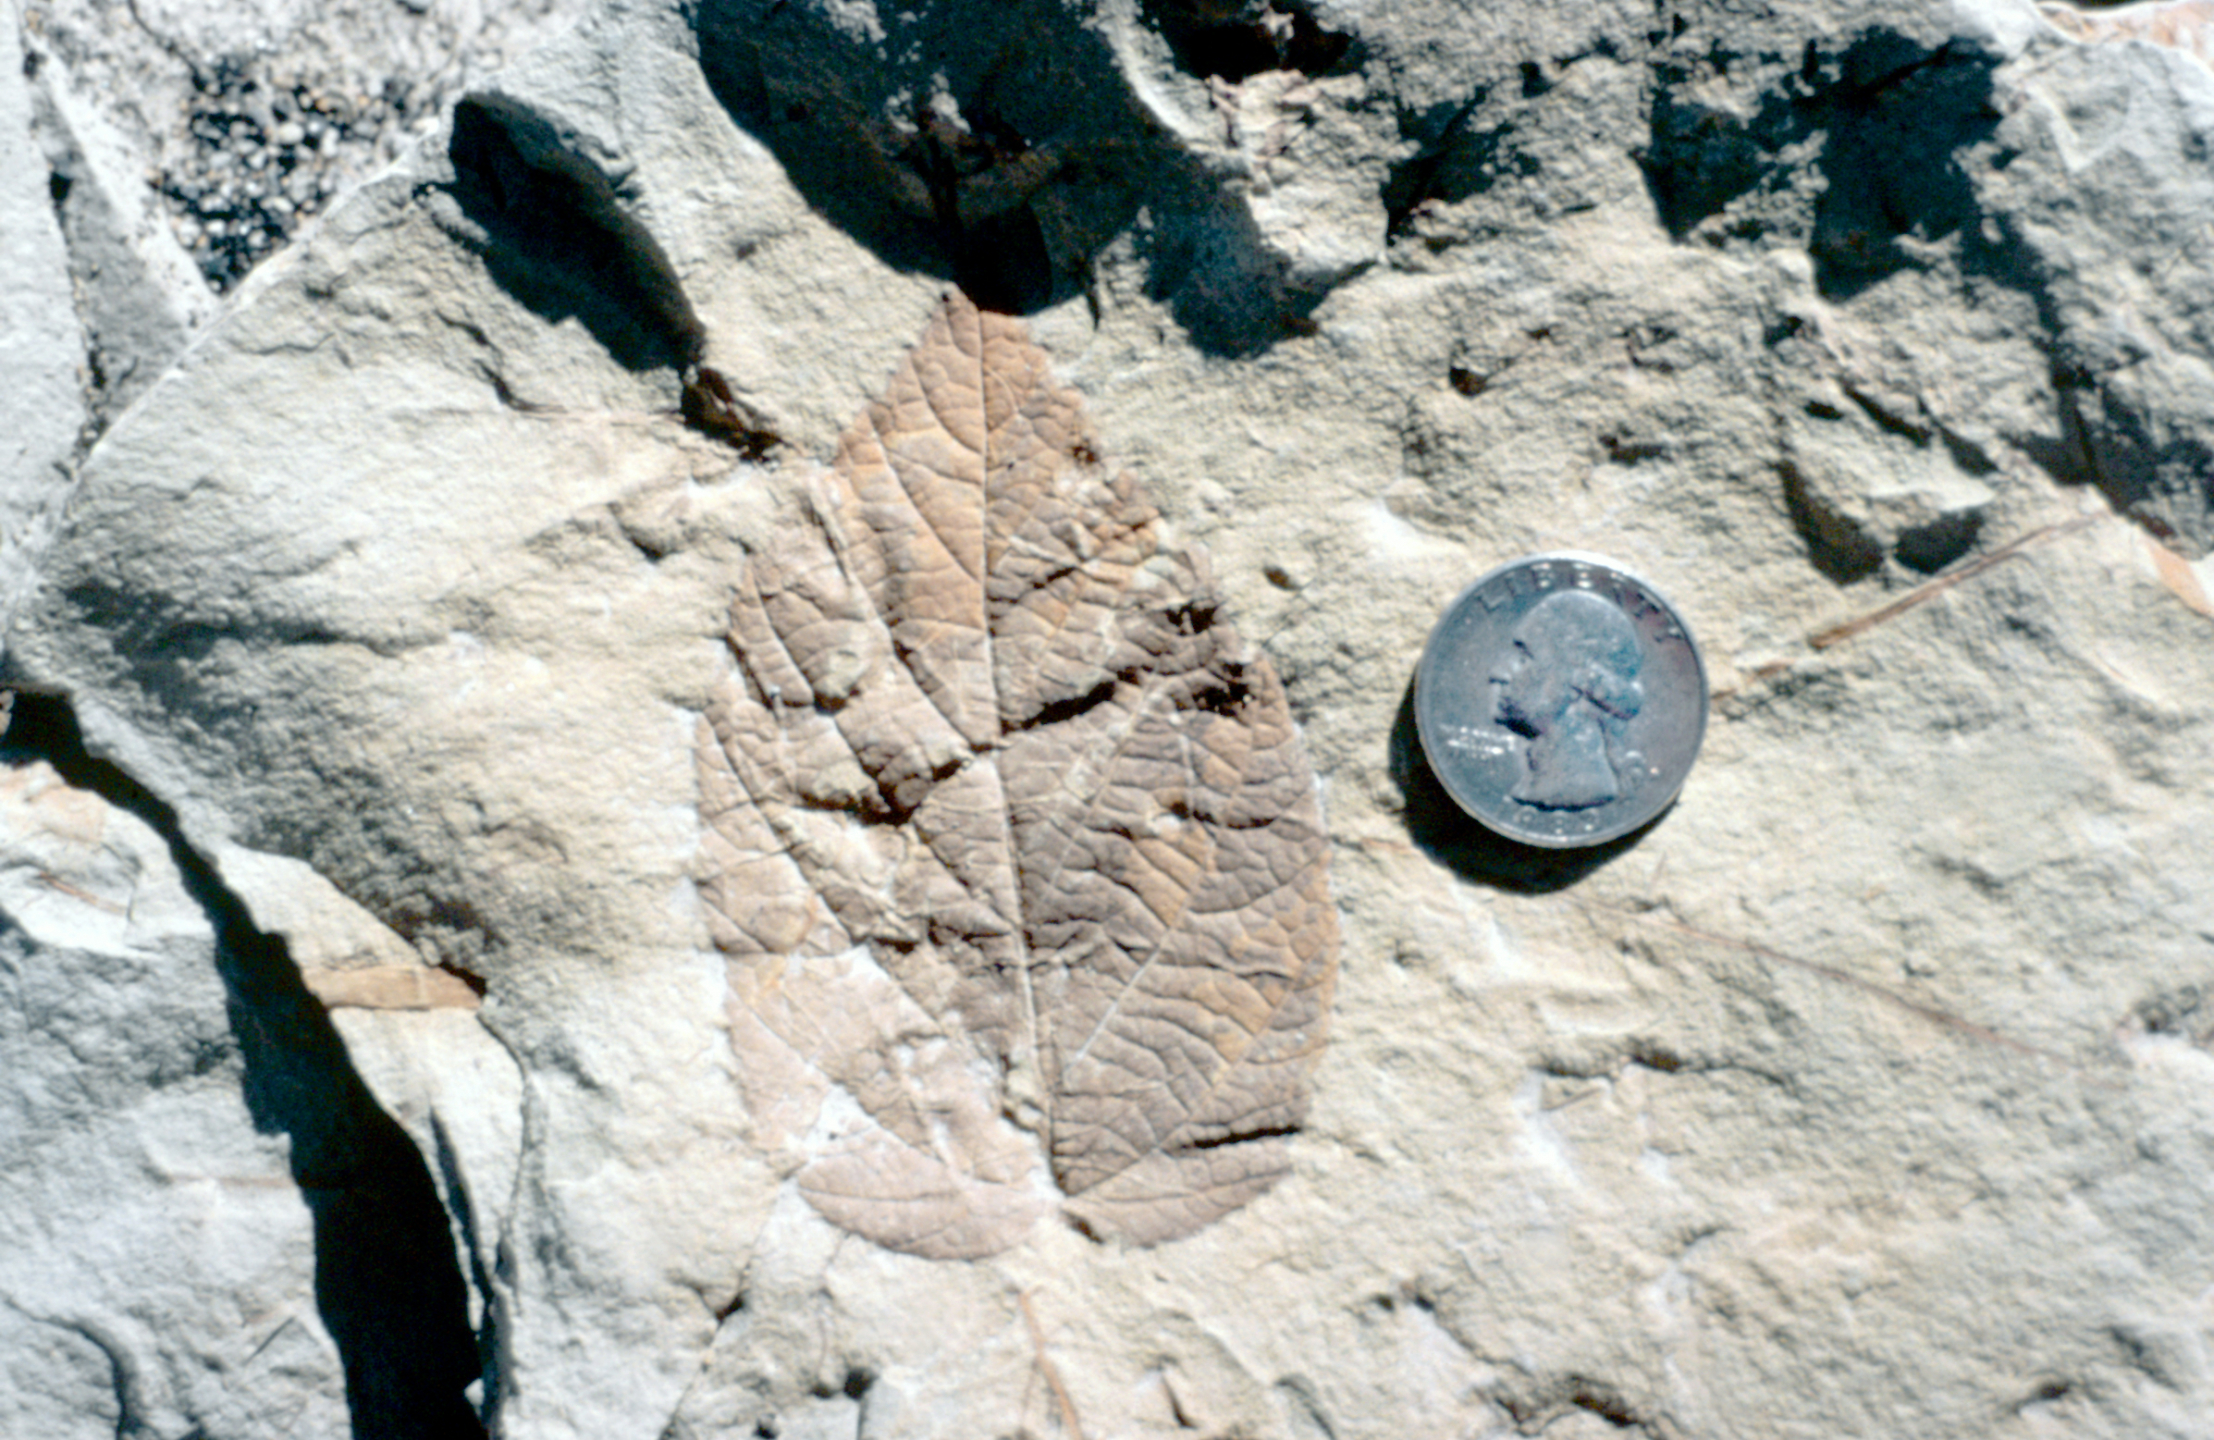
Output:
[{"left": 697, "top": 292, "right": 1338, "bottom": 1256}]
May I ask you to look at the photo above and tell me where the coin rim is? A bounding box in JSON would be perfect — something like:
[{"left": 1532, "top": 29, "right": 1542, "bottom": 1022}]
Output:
[{"left": 1414, "top": 549, "right": 1710, "bottom": 849}]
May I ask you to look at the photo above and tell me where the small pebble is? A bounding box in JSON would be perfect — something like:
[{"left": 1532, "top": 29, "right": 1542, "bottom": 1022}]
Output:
[{"left": 275, "top": 122, "right": 304, "bottom": 147}]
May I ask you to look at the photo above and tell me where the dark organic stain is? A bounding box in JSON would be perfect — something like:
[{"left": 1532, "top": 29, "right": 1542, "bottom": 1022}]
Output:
[{"left": 681, "top": 365, "right": 781, "bottom": 457}]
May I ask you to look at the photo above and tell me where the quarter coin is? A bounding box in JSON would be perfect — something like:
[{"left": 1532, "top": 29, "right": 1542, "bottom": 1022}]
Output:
[{"left": 1415, "top": 551, "right": 1708, "bottom": 848}]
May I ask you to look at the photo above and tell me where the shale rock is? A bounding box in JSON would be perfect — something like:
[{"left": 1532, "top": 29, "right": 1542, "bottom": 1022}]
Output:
[
  {"left": 0, "top": 748, "right": 349, "bottom": 1440},
  {"left": 7, "top": 0, "right": 2214, "bottom": 1437}
]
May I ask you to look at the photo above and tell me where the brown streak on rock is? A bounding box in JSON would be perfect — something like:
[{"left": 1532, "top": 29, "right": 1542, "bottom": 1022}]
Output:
[
  {"left": 35, "top": 871, "right": 127, "bottom": 914},
  {"left": 1807, "top": 513, "right": 2100, "bottom": 650},
  {"left": 1020, "top": 1291, "right": 1087, "bottom": 1439},
  {"left": 301, "top": 966, "right": 484, "bottom": 1011}
]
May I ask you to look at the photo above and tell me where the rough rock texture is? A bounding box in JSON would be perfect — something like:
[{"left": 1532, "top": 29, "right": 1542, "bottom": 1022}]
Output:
[
  {"left": 0, "top": 697, "right": 492, "bottom": 1438},
  {"left": 1, "top": 11, "right": 87, "bottom": 654},
  {"left": 7, "top": 0, "right": 2214, "bottom": 1437},
  {"left": 5, "top": 0, "right": 596, "bottom": 650},
  {"left": 0, "top": 729, "right": 341, "bottom": 1440}
]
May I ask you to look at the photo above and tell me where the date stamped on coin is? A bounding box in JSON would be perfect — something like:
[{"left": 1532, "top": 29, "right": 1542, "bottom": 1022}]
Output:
[{"left": 1415, "top": 552, "right": 1707, "bottom": 848}]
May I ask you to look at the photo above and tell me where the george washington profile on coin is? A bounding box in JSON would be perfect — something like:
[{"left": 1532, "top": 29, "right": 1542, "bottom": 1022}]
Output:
[
  {"left": 1416, "top": 552, "right": 1706, "bottom": 848},
  {"left": 1491, "top": 589, "right": 1646, "bottom": 811}
]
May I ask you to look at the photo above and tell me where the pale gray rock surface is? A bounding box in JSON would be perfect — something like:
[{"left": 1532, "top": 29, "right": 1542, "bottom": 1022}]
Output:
[
  {"left": 0, "top": 753, "right": 349, "bottom": 1440},
  {"left": 6, "top": 0, "right": 2214, "bottom": 1437},
  {"left": 0, "top": 11, "right": 87, "bottom": 653}
]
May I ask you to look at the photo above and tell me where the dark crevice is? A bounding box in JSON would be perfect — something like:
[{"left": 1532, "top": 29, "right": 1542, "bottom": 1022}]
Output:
[
  {"left": 1011, "top": 678, "right": 1121, "bottom": 734},
  {"left": 1174, "top": 1123, "right": 1301, "bottom": 1153},
  {"left": 1568, "top": 1377, "right": 1642, "bottom": 1429},
  {"left": 1841, "top": 382, "right": 1929, "bottom": 444},
  {"left": 1779, "top": 459, "right": 1882, "bottom": 584},
  {"left": 1496, "top": 1373, "right": 1647, "bottom": 1432},
  {"left": 1164, "top": 596, "right": 1221, "bottom": 635},
  {"left": 1143, "top": 0, "right": 1358, "bottom": 84},
  {"left": 1894, "top": 508, "right": 1982, "bottom": 574},
  {"left": 429, "top": 1112, "right": 502, "bottom": 1430},
  {"left": 1, "top": 692, "right": 486, "bottom": 1440},
  {"left": 1936, "top": 424, "right": 1998, "bottom": 476},
  {"left": 1191, "top": 674, "right": 1252, "bottom": 717},
  {"left": 680, "top": 365, "right": 783, "bottom": 457},
  {"left": 1600, "top": 433, "right": 1668, "bottom": 464},
  {"left": 478, "top": 363, "right": 547, "bottom": 415},
  {"left": 808, "top": 1365, "right": 876, "bottom": 1401}
]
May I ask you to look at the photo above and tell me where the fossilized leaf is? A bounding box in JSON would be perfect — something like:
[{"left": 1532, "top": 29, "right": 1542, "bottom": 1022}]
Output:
[{"left": 699, "top": 291, "right": 1338, "bottom": 1256}]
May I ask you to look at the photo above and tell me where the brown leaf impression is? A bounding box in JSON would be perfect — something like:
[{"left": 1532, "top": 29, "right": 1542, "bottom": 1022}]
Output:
[{"left": 697, "top": 292, "right": 1339, "bottom": 1256}]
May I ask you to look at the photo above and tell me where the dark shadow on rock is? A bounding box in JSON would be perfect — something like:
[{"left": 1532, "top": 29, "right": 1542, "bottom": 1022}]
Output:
[
  {"left": 1955, "top": 217, "right": 2213, "bottom": 553},
  {"left": 693, "top": 0, "right": 1135, "bottom": 319},
  {"left": 690, "top": 0, "right": 1342, "bottom": 353},
  {"left": 1129, "top": 178, "right": 1332, "bottom": 355},
  {"left": 1895, "top": 508, "right": 1983, "bottom": 573},
  {"left": 1385, "top": 676, "right": 1656, "bottom": 895},
  {"left": 443, "top": 94, "right": 706, "bottom": 374},
  {"left": 3, "top": 694, "right": 487, "bottom": 1440},
  {"left": 1807, "top": 37, "right": 2000, "bottom": 302},
  {"left": 1640, "top": 77, "right": 1800, "bottom": 243},
  {"left": 1640, "top": 26, "right": 2000, "bottom": 299},
  {"left": 1778, "top": 458, "right": 1883, "bottom": 585},
  {"left": 1382, "top": 87, "right": 1531, "bottom": 241},
  {"left": 1141, "top": 0, "right": 1358, "bottom": 86}
]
